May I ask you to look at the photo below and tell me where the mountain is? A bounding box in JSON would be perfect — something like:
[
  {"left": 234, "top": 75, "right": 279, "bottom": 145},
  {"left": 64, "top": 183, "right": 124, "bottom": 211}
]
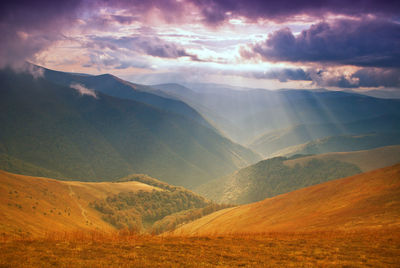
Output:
[
  {"left": 249, "top": 115, "right": 400, "bottom": 157},
  {"left": 273, "top": 132, "right": 400, "bottom": 157},
  {"left": 355, "top": 89, "right": 400, "bottom": 99},
  {"left": 42, "top": 66, "right": 212, "bottom": 129},
  {"left": 0, "top": 170, "right": 230, "bottom": 236},
  {"left": 196, "top": 156, "right": 361, "bottom": 205},
  {"left": 152, "top": 83, "right": 400, "bottom": 144},
  {"left": 196, "top": 145, "right": 400, "bottom": 205},
  {"left": 284, "top": 145, "right": 400, "bottom": 173},
  {"left": 174, "top": 164, "right": 400, "bottom": 235},
  {"left": 0, "top": 68, "right": 259, "bottom": 187},
  {"left": 0, "top": 170, "right": 158, "bottom": 236}
]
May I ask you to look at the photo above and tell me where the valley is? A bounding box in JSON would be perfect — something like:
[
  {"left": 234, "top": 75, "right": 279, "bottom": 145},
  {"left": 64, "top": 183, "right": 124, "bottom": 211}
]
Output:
[{"left": 1, "top": 32, "right": 400, "bottom": 267}]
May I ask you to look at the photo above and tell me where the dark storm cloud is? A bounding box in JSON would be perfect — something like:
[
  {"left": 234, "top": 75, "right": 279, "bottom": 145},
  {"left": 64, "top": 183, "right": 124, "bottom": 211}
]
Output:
[
  {"left": 237, "top": 67, "right": 400, "bottom": 89},
  {"left": 311, "top": 68, "right": 400, "bottom": 88},
  {"left": 250, "top": 68, "right": 312, "bottom": 82},
  {"left": 191, "top": 0, "right": 400, "bottom": 24},
  {"left": 242, "top": 18, "right": 400, "bottom": 68},
  {"left": 353, "top": 68, "right": 400, "bottom": 87}
]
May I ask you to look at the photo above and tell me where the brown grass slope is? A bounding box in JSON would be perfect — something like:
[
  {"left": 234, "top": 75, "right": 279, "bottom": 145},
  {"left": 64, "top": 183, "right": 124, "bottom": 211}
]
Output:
[
  {"left": 174, "top": 164, "right": 400, "bottom": 235},
  {"left": 0, "top": 170, "right": 159, "bottom": 237},
  {"left": 284, "top": 145, "right": 400, "bottom": 172}
]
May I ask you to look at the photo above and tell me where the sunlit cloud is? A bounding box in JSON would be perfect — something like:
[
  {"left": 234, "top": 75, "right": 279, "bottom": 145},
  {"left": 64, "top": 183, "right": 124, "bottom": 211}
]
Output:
[{"left": 1, "top": 0, "right": 399, "bottom": 90}]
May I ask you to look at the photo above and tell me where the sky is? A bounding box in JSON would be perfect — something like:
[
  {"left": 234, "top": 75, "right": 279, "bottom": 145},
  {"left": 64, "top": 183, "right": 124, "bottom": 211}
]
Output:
[{"left": 1, "top": 0, "right": 400, "bottom": 90}]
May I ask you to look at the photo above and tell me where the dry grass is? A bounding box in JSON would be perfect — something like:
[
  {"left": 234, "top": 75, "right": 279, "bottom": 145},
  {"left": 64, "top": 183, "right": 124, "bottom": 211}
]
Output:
[
  {"left": 0, "top": 229, "right": 399, "bottom": 267},
  {"left": 0, "top": 170, "right": 160, "bottom": 236},
  {"left": 174, "top": 164, "right": 400, "bottom": 235}
]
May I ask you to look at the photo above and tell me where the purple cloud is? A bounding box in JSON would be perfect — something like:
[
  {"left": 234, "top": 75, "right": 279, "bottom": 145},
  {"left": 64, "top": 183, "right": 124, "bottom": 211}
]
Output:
[
  {"left": 88, "top": 35, "right": 199, "bottom": 60},
  {"left": 0, "top": 0, "right": 83, "bottom": 67},
  {"left": 191, "top": 0, "right": 400, "bottom": 24},
  {"left": 308, "top": 67, "right": 400, "bottom": 88},
  {"left": 250, "top": 68, "right": 312, "bottom": 82},
  {"left": 242, "top": 18, "right": 400, "bottom": 68}
]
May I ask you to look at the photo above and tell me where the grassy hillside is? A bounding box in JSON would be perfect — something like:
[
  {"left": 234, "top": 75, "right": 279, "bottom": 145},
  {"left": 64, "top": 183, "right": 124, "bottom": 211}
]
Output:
[
  {"left": 196, "top": 157, "right": 361, "bottom": 204},
  {"left": 175, "top": 164, "right": 400, "bottom": 235},
  {"left": 0, "top": 170, "right": 228, "bottom": 237},
  {"left": 284, "top": 145, "right": 400, "bottom": 172},
  {"left": 249, "top": 115, "right": 400, "bottom": 157},
  {"left": 0, "top": 69, "right": 259, "bottom": 187},
  {"left": 273, "top": 132, "right": 400, "bottom": 157},
  {"left": 0, "top": 170, "right": 157, "bottom": 236}
]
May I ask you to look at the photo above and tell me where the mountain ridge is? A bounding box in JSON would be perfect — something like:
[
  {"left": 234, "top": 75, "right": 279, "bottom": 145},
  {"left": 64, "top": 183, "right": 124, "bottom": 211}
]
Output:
[{"left": 0, "top": 68, "right": 260, "bottom": 187}]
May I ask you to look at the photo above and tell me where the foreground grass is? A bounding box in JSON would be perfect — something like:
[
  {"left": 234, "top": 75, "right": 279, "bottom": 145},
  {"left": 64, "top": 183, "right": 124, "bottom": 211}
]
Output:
[{"left": 0, "top": 229, "right": 399, "bottom": 267}]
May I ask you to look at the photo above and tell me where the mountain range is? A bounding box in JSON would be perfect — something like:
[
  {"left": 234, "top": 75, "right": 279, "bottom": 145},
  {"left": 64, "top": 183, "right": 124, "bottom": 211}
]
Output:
[
  {"left": 0, "top": 66, "right": 259, "bottom": 188},
  {"left": 151, "top": 83, "right": 400, "bottom": 147}
]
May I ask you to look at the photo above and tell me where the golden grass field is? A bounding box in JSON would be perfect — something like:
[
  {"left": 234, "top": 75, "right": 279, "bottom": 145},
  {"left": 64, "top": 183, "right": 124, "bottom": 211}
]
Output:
[
  {"left": 1, "top": 164, "right": 400, "bottom": 267},
  {"left": 1, "top": 228, "right": 399, "bottom": 267},
  {"left": 174, "top": 163, "right": 400, "bottom": 235},
  {"left": 0, "top": 170, "right": 160, "bottom": 237}
]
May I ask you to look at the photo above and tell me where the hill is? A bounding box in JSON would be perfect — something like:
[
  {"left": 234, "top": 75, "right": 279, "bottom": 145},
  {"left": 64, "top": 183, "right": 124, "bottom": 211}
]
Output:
[
  {"left": 197, "top": 145, "right": 400, "bottom": 205},
  {"left": 0, "top": 170, "right": 228, "bottom": 237},
  {"left": 0, "top": 170, "right": 156, "bottom": 236},
  {"left": 152, "top": 83, "right": 400, "bottom": 144},
  {"left": 196, "top": 156, "right": 361, "bottom": 205},
  {"left": 284, "top": 145, "right": 400, "bottom": 172},
  {"left": 0, "top": 68, "right": 259, "bottom": 187},
  {"left": 248, "top": 115, "right": 400, "bottom": 157},
  {"left": 272, "top": 132, "right": 400, "bottom": 157},
  {"left": 175, "top": 164, "right": 400, "bottom": 235}
]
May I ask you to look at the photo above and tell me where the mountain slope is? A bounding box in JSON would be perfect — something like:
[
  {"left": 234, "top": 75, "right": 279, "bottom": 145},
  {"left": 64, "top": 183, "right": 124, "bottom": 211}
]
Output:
[
  {"left": 175, "top": 164, "right": 400, "bottom": 235},
  {"left": 273, "top": 132, "right": 400, "bottom": 157},
  {"left": 196, "top": 156, "right": 361, "bottom": 205},
  {"left": 197, "top": 145, "right": 400, "bottom": 205},
  {"left": 0, "top": 69, "right": 259, "bottom": 187},
  {"left": 0, "top": 170, "right": 224, "bottom": 236},
  {"left": 42, "top": 66, "right": 212, "bottom": 129},
  {"left": 0, "top": 170, "right": 158, "bottom": 236},
  {"left": 249, "top": 115, "right": 400, "bottom": 157},
  {"left": 284, "top": 145, "right": 400, "bottom": 173},
  {"left": 153, "top": 83, "right": 400, "bottom": 144}
]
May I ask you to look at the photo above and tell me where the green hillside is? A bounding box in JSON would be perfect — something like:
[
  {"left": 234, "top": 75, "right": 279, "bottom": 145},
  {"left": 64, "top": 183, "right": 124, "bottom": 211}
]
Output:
[
  {"left": 42, "top": 67, "right": 212, "bottom": 130},
  {"left": 196, "top": 157, "right": 361, "bottom": 205},
  {"left": 249, "top": 115, "right": 400, "bottom": 157},
  {"left": 91, "top": 173, "right": 231, "bottom": 233},
  {"left": 273, "top": 132, "right": 400, "bottom": 157},
  {"left": 0, "top": 69, "right": 259, "bottom": 188}
]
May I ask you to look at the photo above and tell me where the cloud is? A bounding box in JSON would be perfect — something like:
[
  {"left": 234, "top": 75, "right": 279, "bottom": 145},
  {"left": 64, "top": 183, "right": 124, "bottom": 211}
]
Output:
[
  {"left": 310, "top": 68, "right": 400, "bottom": 88},
  {"left": 241, "top": 18, "right": 400, "bottom": 68},
  {"left": 11, "top": 62, "right": 45, "bottom": 79},
  {"left": 250, "top": 68, "right": 312, "bottom": 82},
  {"left": 70, "top": 83, "right": 98, "bottom": 98},
  {"left": 0, "top": 0, "right": 83, "bottom": 68},
  {"left": 190, "top": 0, "right": 400, "bottom": 25},
  {"left": 88, "top": 35, "right": 199, "bottom": 60}
]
